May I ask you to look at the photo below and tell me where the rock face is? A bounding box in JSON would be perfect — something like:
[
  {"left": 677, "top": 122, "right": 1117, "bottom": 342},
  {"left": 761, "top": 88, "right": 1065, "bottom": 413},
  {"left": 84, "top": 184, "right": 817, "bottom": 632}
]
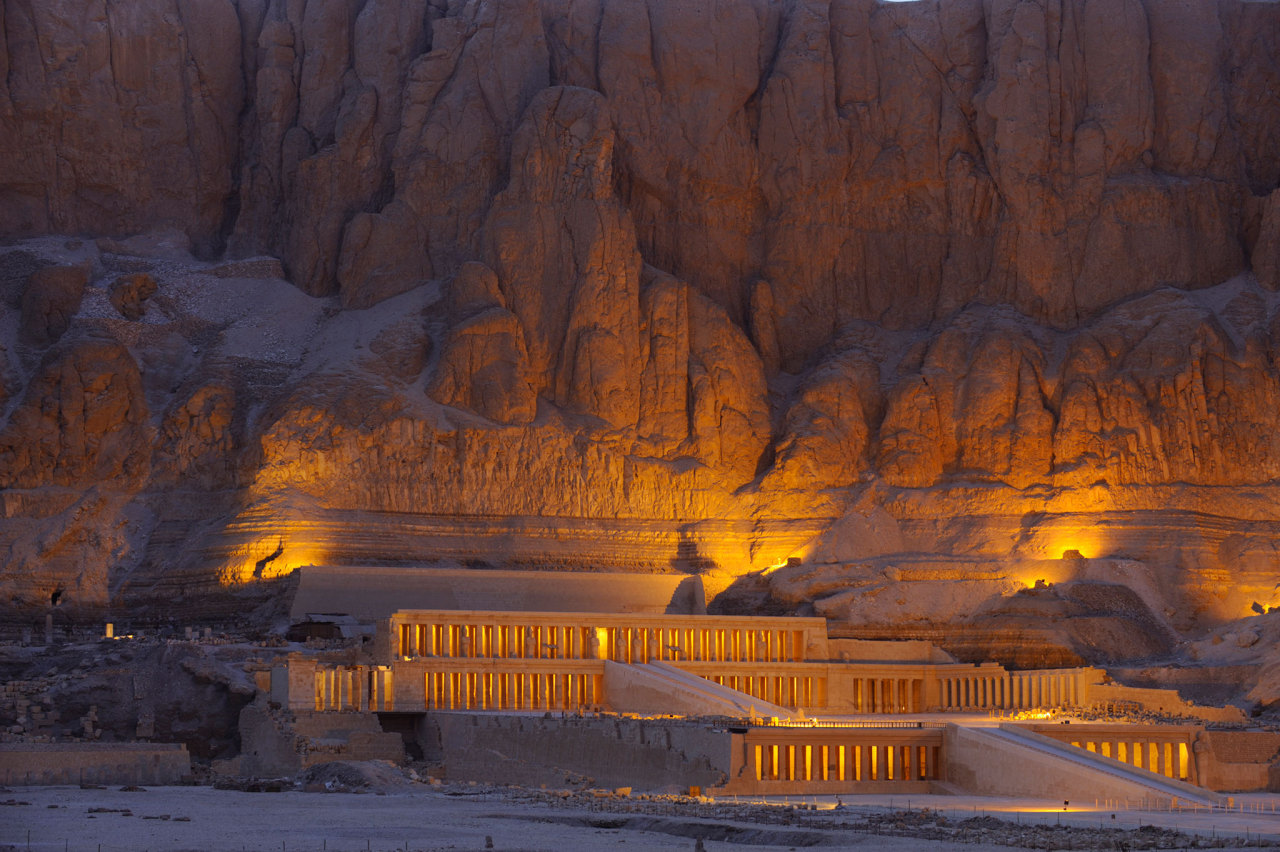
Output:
[
  {"left": 481, "top": 86, "right": 643, "bottom": 429},
  {"left": 109, "top": 273, "right": 157, "bottom": 320},
  {"left": 19, "top": 265, "right": 89, "bottom": 347},
  {"left": 428, "top": 261, "right": 539, "bottom": 426},
  {"left": 3, "top": 0, "right": 1274, "bottom": 344},
  {"left": 0, "top": 0, "right": 1279, "bottom": 657},
  {"left": 0, "top": 336, "right": 150, "bottom": 489},
  {"left": 0, "top": 0, "right": 242, "bottom": 255}
]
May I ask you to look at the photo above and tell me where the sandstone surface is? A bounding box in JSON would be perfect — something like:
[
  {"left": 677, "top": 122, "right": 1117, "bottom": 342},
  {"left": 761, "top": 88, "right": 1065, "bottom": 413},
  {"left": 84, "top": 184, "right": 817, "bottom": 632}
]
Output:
[
  {"left": 108, "top": 273, "right": 157, "bottom": 321},
  {"left": 0, "top": 0, "right": 1279, "bottom": 666},
  {"left": 19, "top": 265, "right": 89, "bottom": 347}
]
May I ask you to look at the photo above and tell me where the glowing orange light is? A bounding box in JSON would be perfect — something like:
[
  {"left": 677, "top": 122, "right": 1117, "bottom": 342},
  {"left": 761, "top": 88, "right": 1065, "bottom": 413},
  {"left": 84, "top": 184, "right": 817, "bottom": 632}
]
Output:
[
  {"left": 218, "top": 535, "right": 329, "bottom": 586},
  {"left": 1010, "top": 709, "right": 1057, "bottom": 720}
]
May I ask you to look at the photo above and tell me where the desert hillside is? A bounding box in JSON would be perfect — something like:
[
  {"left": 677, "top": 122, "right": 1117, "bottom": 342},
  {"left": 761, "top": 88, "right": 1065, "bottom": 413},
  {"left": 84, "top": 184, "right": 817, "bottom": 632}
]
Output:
[{"left": 2, "top": 0, "right": 1279, "bottom": 663}]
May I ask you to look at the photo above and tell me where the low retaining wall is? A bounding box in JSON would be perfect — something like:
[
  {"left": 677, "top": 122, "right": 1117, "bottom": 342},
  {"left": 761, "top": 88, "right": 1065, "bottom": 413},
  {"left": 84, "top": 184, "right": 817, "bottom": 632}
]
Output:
[
  {"left": 422, "top": 712, "right": 731, "bottom": 792},
  {"left": 0, "top": 743, "right": 190, "bottom": 786}
]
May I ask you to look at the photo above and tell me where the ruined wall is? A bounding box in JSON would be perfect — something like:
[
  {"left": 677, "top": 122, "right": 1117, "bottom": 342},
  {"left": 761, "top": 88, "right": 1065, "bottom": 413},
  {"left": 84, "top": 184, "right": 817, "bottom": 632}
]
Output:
[{"left": 0, "top": 742, "right": 190, "bottom": 786}]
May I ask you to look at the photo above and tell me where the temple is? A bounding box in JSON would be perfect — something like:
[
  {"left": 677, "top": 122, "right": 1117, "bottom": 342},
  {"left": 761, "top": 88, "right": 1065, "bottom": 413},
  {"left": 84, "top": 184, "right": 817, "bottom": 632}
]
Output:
[
  {"left": 286, "top": 608, "right": 1098, "bottom": 717},
  {"left": 236, "top": 570, "right": 1272, "bottom": 800}
]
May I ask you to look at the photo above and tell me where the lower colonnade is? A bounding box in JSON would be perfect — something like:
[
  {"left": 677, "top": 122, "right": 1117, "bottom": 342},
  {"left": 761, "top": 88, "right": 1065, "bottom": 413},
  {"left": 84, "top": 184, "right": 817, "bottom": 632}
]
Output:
[
  {"left": 1031, "top": 723, "right": 1199, "bottom": 784},
  {"left": 726, "top": 725, "right": 945, "bottom": 794}
]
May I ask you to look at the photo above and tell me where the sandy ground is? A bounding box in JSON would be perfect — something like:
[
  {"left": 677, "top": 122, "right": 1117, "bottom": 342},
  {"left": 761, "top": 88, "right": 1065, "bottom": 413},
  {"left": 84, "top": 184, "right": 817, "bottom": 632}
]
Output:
[{"left": 5, "top": 785, "right": 1280, "bottom": 852}]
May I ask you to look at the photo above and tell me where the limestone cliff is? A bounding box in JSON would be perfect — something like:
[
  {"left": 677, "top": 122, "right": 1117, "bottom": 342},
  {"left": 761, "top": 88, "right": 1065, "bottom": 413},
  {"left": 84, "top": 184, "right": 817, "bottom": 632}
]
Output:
[{"left": 1, "top": 0, "right": 1279, "bottom": 658}]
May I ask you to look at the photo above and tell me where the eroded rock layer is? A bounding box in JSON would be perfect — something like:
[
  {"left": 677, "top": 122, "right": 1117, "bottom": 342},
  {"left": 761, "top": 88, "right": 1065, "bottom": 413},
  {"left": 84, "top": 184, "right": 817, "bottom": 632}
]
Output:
[{"left": 1, "top": 0, "right": 1279, "bottom": 658}]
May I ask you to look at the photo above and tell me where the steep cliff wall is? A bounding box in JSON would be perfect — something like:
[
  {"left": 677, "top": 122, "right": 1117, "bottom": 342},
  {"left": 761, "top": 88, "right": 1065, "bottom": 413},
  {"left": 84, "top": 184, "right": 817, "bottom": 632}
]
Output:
[{"left": 1, "top": 0, "right": 1279, "bottom": 651}]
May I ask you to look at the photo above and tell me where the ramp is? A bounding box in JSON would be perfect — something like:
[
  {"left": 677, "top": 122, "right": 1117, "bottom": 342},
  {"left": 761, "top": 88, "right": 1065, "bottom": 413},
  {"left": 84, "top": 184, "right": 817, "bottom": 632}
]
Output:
[
  {"left": 994, "top": 725, "right": 1222, "bottom": 804},
  {"left": 604, "top": 661, "right": 798, "bottom": 719},
  {"left": 946, "top": 724, "right": 1221, "bottom": 806}
]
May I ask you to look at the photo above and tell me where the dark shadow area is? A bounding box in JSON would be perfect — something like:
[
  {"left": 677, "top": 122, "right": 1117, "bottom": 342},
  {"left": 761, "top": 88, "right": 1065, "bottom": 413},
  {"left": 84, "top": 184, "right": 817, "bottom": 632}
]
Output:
[{"left": 252, "top": 539, "right": 286, "bottom": 580}]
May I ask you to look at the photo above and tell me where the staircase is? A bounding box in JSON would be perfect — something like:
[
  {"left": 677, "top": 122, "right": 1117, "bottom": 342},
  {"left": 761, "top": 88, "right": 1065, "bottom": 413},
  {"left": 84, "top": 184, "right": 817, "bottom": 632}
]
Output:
[{"left": 603, "top": 660, "right": 798, "bottom": 719}]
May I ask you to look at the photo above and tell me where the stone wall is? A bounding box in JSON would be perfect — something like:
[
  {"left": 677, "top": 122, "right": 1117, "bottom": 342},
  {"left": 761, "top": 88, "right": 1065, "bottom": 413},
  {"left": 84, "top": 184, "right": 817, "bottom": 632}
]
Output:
[
  {"left": 230, "top": 702, "right": 404, "bottom": 778},
  {"left": 291, "top": 567, "right": 705, "bottom": 622},
  {"left": 421, "top": 712, "right": 730, "bottom": 792},
  {"left": 1200, "top": 731, "right": 1280, "bottom": 792},
  {"left": 0, "top": 742, "right": 189, "bottom": 786},
  {"left": 1085, "top": 683, "right": 1248, "bottom": 724}
]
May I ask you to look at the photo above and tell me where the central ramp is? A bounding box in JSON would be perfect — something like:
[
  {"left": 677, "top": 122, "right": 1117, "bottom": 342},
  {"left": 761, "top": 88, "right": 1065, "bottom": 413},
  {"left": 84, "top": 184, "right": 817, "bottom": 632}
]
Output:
[
  {"left": 946, "top": 724, "right": 1222, "bottom": 806},
  {"left": 604, "top": 661, "right": 798, "bottom": 719}
]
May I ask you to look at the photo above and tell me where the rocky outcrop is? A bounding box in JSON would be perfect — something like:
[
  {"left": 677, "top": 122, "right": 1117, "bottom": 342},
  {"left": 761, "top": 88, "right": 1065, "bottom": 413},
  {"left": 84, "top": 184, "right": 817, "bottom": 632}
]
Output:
[
  {"left": 0, "top": 0, "right": 242, "bottom": 254},
  {"left": 481, "top": 86, "right": 642, "bottom": 429},
  {"left": 636, "top": 270, "right": 771, "bottom": 479},
  {"left": 153, "top": 382, "right": 239, "bottom": 490},
  {"left": 684, "top": 288, "right": 771, "bottom": 480},
  {"left": 869, "top": 284, "right": 1280, "bottom": 492},
  {"left": 0, "top": 335, "right": 150, "bottom": 489},
  {"left": 19, "top": 264, "right": 88, "bottom": 347},
  {"left": 428, "top": 262, "right": 538, "bottom": 426},
  {"left": 877, "top": 310, "right": 1054, "bottom": 490},
  {"left": 1255, "top": 189, "right": 1280, "bottom": 292},
  {"left": 763, "top": 348, "right": 878, "bottom": 492},
  {"left": 1051, "top": 289, "right": 1280, "bottom": 488},
  {"left": 109, "top": 273, "right": 157, "bottom": 320}
]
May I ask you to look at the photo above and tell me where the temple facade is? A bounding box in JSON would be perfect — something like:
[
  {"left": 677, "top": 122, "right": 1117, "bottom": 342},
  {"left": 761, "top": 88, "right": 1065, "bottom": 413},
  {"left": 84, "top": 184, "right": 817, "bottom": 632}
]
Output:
[{"left": 276, "top": 608, "right": 1103, "bottom": 717}]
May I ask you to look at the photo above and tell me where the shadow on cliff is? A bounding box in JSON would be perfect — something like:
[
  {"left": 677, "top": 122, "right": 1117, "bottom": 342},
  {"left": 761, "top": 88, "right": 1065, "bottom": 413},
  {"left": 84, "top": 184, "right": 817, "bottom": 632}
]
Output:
[{"left": 707, "top": 570, "right": 806, "bottom": 617}]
